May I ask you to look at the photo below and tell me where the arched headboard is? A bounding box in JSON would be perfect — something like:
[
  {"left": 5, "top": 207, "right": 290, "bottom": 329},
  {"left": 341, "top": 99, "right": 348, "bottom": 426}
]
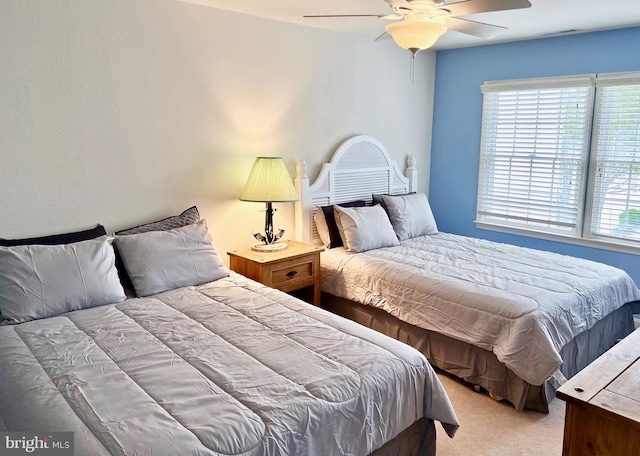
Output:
[{"left": 295, "top": 135, "right": 418, "bottom": 244}]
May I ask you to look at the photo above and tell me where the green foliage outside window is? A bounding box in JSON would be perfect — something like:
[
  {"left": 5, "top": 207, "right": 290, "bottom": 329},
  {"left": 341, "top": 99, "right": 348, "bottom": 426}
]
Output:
[{"left": 618, "top": 208, "right": 640, "bottom": 227}]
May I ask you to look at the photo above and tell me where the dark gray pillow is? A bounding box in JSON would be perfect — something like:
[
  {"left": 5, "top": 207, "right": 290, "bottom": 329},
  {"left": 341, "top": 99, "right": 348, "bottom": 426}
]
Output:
[
  {"left": 114, "top": 220, "right": 229, "bottom": 297},
  {"left": 0, "top": 224, "right": 107, "bottom": 247},
  {"left": 115, "top": 206, "right": 200, "bottom": 235},
  {"left": 0, "top": 236, "right": 126, "bottom": 324}
]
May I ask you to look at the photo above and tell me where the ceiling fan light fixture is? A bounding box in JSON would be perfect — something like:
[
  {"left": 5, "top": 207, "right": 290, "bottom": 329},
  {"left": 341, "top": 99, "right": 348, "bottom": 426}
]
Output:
[{"left": 385, "top": 19, "right": 447, "bottom": 53}]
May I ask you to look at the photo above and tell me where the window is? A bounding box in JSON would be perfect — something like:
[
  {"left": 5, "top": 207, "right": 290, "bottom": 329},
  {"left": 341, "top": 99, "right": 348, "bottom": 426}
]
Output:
[
  {"left": 477, "top": 72, "right": 640, "bottom": 252},
  {"left": 588, "top": 73, "right": 640, "bottom": 245}
]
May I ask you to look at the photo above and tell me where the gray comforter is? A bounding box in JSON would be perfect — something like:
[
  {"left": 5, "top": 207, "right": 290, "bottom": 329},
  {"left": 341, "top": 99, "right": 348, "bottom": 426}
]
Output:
[
  {"left": 0, "top": 273, "right": 458, "bottom": 455},
  {"left": 321, "top": 233, "right": 640, "bottom": 386}
]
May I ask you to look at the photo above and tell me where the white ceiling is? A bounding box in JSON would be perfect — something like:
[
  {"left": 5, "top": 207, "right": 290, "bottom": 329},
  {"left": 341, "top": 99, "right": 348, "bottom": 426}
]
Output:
[{"left": 180, "top": 0, "right": 640, "bottom": 50}]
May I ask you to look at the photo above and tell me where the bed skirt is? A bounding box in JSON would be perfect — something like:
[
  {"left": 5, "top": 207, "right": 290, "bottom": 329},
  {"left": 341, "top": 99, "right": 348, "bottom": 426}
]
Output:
[
  {"left": 369, "top": 418, "right": 436, "bottom": 456},
  {"left": 323, "top": 292, "right": 636, "bottom": 412}
]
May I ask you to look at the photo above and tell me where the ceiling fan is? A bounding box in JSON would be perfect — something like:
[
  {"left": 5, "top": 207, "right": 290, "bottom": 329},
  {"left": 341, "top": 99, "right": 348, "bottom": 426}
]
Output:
[{"left": 304, "top": 0, "right": 532, "bottom": 55}]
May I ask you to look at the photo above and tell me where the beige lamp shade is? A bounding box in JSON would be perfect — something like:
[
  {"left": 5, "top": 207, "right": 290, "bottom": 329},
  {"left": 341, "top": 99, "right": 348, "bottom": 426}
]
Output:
[
  {"left": 240, "top": 157, "right": 299, "bottom": 203},
  {"left": 385, "top": 19, "right": 447, "bottom": 52}
]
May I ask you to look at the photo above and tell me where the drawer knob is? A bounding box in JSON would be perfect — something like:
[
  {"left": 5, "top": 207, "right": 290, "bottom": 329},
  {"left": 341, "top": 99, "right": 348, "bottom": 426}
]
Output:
[{"left": 286, "top": 270, "right": 298, "bottom": 278}]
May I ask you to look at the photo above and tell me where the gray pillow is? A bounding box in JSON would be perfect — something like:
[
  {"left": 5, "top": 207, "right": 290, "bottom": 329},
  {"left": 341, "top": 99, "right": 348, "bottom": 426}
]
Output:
[
  {"left": 0, "top": 236, "right": 126, "bottom": 324},
  {"left": 334, "top": 205, "right": 400, "bottom": 253},
  {"left": 314, "top": 200, "right": 367, "bottom": 248},
  {"left": 114, "top": 220, "right": 229, "bottom": 297},
  {"left": 114, "top": 206, "right": 201, "bottom": 292},
  {"left": 382, "top": 193, "right": 438, "bottom": 241},
  {"left": 372, "top": 192, "right": 416, "bottom": 212}
]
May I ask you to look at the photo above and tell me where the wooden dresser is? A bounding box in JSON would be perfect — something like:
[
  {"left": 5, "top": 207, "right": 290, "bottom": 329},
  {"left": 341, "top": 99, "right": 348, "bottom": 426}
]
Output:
[{"left": 556, "top": 327, "right": 640, "bottom": 456}]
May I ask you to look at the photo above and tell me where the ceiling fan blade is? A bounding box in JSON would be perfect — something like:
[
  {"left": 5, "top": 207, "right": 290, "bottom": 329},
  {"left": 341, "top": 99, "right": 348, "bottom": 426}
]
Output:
[
  {"left": 444, "top": 0, "right": 531, "bottom": 17},
  {"left": 384, "top": 0, "right": 414, "bottom": 9},
  {"left": 303, "top": 14, "right": 383, "bottom": 18},
  {"left": 446, "top": 17, "right": 507, "bottom": 38},
  {"left": 374, "top": 31, "right": 393, "bottom": 41}
]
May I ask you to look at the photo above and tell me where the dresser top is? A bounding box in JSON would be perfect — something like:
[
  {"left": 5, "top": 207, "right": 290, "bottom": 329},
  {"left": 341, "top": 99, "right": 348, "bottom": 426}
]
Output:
[{"left": 557, "top": 327, "right": 640, "bottom": 426}]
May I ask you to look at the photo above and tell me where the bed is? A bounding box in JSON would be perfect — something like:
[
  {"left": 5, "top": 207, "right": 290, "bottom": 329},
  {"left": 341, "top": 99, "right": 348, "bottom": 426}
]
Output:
[
  {"left": 294, "top": 135, "right": 640, "bottom": 412},
  {"left": 0, "top": 209, "right": 459, "bottom": 455}
]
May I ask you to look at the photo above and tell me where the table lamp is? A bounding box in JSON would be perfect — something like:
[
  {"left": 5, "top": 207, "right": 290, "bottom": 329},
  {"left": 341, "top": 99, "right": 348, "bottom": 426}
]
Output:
[{"left": 240, "top": 157, "right": 299, "bottom": 252}]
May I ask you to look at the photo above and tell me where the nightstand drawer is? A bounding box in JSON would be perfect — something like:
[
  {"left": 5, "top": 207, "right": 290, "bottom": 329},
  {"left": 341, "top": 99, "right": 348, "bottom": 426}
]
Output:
[{"left": 270, "top": 258, "right": 314, "bottom": 288}]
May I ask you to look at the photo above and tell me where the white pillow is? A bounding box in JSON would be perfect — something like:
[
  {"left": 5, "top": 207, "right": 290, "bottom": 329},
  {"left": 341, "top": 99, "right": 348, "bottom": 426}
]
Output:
[
  {"left": 334, "top": 205, "right": 400, "bottom": 253},
  {"left": 314, "top": 209, "right": 331, "bottom": 248},
  {"left": 114, "top": 220, "right": 229, "bottom": 297},
  {"left": 382, "top": 193, "right": 438, "bottom": 241},
  {"left": 0, "top": 236, "right": 126, "bottom": 324}
]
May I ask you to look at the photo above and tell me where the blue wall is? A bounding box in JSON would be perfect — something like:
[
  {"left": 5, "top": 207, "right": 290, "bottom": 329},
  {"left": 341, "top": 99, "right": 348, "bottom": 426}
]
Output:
[{"left": 430, "top": 27, "right": 640, "bottom": 284}]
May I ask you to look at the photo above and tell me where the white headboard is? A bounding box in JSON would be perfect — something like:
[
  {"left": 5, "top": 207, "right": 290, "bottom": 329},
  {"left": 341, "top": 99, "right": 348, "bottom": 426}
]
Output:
[{"left": 295, "top": 135, "right": 418, "bottom": 244}]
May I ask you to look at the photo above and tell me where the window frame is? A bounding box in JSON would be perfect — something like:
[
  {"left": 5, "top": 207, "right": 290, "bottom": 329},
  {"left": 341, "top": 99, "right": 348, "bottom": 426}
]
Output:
[{"left": 476, "top": 71, "right": 640, "bottom": 255}]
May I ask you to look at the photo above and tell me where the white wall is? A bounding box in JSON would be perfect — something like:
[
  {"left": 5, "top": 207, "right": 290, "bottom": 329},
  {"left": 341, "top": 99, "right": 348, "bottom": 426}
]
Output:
[{"left": 0, "top": 0, "right": 436, "bottom": 260}]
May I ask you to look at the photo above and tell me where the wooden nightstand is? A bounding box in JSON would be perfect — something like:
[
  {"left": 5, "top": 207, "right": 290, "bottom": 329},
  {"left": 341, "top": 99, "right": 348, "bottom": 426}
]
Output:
[{"left": 228, "top": 240, "right": 324, "bottom": 306}]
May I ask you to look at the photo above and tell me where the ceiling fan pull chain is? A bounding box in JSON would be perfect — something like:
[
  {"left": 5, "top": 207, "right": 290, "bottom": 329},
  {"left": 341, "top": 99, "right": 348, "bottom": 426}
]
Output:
[{"left": 410, "top": 48, "right": 417, "bottom": 83}]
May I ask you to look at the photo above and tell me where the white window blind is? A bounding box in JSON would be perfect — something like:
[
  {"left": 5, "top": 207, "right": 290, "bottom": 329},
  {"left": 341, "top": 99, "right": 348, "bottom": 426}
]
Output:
[
  {"left": 477, "top": 76, "right": 594, "bottom": 236},
  {"left": 588, "top": 73, "right": 640, "bottom": 244}
]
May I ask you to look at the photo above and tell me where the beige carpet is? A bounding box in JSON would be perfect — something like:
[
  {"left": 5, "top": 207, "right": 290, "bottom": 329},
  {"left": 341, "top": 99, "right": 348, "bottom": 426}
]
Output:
[{"left": 435, "top": 371, "right": 565, "bottom": 456}]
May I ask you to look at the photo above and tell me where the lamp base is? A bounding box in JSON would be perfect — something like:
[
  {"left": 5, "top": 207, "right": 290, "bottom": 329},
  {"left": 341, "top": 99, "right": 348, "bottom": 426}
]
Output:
[{"left": 251, "top": 242, "right": 288, "bottom": 253}]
